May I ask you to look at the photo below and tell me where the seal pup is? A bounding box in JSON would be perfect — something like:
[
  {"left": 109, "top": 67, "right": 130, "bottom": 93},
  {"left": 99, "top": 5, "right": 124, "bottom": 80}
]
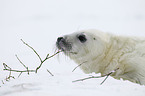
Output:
[{"left": 56, "top": 29, "right": 145, "bottom": 85}]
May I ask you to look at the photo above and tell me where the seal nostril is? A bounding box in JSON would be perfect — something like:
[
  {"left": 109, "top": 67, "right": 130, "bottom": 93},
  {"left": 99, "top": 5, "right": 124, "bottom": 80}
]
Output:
[{"left": 57, "top": 37, "right": 64, "bottom": 43}]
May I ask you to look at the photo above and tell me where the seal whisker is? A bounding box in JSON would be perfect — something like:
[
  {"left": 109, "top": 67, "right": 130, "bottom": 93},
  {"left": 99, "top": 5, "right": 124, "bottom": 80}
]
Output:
[{"left": 72, "top": 61, "right": 87, "bottom": 72}]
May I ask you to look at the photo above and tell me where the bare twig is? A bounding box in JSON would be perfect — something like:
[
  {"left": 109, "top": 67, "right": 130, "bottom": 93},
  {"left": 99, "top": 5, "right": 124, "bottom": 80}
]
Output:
[
  {"left": 2, "top": 80, "right": 4, "bottom": 84},
  {"left": 5, "top": 70, "right": 15, "bottom": 81},
  {"left": 3, "top": 63, "right": 11, "bottom": 69},
  {"left": 15, "top": 55, "right": 30, "bottom": 74},
  {"left": 21, "top": 39, "right": 61, "bottom": 73},
  {"left": 2, "top": 39, "right": 61, "bottom": 85},
  {"left": 100, "top": 75, "right": 110, "bottom": 85},
  {"left": 21, "top": 39, "right": 42, "bottom": 62},
  {"left": 73, "top": 68, "right": 119, "bottom": 85},
  {"left": 72, "top": 61, "right": 87, "bottom": 72},
  {"left": 36, "top": 51, "right": 61, "bottom": 73},
  {"left": 3, "top": 62, "right": 35, "bottom": 73},
  {"left": 3, "top": 67, "right": 36, "bottom": 73},
  {"left": 18, "top": 72, "right": 23, "bottom": 78},
  {"left": 2, "top": 63, "right": 15, "bottom": 84},
  {"left": 46, "top": 69, "right": 54, "bottom": 76},
  {"left": 72, "top": 75, "right": 104, "bottom": 82}
]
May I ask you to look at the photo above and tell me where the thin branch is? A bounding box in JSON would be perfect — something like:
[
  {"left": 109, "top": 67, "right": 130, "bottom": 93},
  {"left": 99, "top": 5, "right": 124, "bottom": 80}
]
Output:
[
  {"left": 100, "top": 75, "right": 110, "bottom": 85},
  {"left": 72, "top": 68, "right": 119, "bottom": 85},
  {"left": 46, "top": 69, "right": 54, "bottom": 76},
  {"left": 15, "top": 55, "right": 27, "bottom": 68},
  {"left": 2, "top": 64, "right": 15, "bottom": 83},
  {"left": 72, "top": 61, "right": 87, "bottom": 72},
  {"left": 36, "top": 51, "right": 61, "bottom": 73},
  {"left": 15, "top": 55, "right": 29, "bottom": 75},
  {"left": 3, "top": 63, "right": 11, "bottom": 69},
  {"left": 21, "top": 39, "right": 43, "bottom": 62},
  {"left": 2, "top": 80, "right": 4, "bottom": 84},
  {"left": 5, "top": 70, "right": 15, "bottom": 81},
  {"left": 3, "top": 51, "right": 60, "bottom": 75},
  {"left": 2, "top": 39, "right": 61, "bottom": 85},
  {"left": 100, "top": 68, "right": 119, "bottom": 85},
  {"left": 18, "top": 72, "right": 23, "bottom": 78},
  {"left": 3, "top": 68, "right": 36, "bottom": 73},
  {"left": 72, "top": 75, "right": 104, "bottom": 82}
]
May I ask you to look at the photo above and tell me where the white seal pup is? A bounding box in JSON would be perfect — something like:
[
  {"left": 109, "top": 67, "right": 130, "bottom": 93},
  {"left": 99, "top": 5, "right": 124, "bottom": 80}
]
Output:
[{"left": 56, "top": 29, "right": 145, "bottom": 85}]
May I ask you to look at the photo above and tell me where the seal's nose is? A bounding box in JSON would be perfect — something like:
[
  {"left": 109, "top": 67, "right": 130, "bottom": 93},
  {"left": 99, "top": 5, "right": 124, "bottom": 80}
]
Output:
[
  {"left": 57, "top": 37, "right": 64, "bottom": 43},
  {"left": 56, "top": 36, "right": 72, "bottom": 51}
]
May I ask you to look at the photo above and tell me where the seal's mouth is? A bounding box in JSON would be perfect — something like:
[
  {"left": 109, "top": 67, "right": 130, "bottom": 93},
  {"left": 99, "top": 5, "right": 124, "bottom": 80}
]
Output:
[{"left": 56, "top": 37, "right": 72, "bottom": 52}]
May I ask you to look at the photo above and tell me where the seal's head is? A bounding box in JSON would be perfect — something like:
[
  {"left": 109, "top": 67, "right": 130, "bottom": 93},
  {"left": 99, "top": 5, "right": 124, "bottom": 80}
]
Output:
[{"left": 56, "top": 29, "right": 110, "bottom": 73}]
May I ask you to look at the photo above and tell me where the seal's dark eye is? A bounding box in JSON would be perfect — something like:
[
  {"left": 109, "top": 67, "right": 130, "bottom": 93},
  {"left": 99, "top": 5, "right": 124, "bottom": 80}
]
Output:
[{"left": 78, "top": 34, "right": 87, "bottom": 43}]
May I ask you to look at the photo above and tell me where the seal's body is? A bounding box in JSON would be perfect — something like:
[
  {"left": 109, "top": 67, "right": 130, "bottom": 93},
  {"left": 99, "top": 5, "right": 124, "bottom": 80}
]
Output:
[{"left": 56, "top": 29, "right": 145, "bottom": 85}]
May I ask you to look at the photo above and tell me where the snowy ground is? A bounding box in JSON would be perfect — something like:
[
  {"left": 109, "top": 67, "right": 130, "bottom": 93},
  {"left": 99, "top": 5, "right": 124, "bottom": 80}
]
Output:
[{"left": 0, "top": 0, "right": 145, "bottom": 96}]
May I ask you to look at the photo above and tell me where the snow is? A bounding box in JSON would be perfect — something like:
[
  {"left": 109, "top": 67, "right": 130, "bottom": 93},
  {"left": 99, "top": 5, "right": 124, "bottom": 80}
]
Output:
[{"left": 0, "top": 0, "right": 145, "bottom": 96}]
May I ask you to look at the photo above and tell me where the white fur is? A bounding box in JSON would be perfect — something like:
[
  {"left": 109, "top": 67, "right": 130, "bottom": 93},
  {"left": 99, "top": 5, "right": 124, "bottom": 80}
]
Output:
[{"left": 63, "top": 29, "right": 145, "bottom": 85}]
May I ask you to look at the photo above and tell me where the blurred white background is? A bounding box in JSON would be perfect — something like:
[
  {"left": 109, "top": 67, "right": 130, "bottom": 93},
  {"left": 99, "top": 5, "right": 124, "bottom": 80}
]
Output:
[{"left": 0, "top": 0, "right": 145, "bottom": 96}]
